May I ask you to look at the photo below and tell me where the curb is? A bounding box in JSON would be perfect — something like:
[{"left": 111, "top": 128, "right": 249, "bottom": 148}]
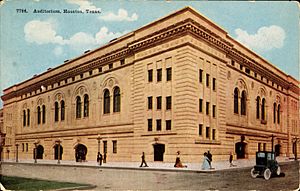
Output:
[{"left": 52, "top": 185, "right": 97, "bottom": 191}]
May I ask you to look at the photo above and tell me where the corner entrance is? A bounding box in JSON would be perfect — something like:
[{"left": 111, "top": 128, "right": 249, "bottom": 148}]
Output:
[
  {"left": 75, "top": 144, "right": 87, "bottom": 162},
  {"left": 153, "top": 144, "right": 165, "bottom": 161},
  {"left": 235, "top": 136, "right": 247, "bottom": 159},
  {"left": 54, "top": 145, "right": 63, "bottom": 160}
]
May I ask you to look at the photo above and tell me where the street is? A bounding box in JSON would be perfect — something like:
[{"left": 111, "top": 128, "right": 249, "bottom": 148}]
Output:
[{"left": 2, "top": 161, "right": 299, "bottom": 190}]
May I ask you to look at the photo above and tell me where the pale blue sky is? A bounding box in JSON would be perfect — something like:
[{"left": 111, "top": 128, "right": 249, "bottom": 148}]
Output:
[{"left": 0, "top": 1, "right": 299, "bottom": 107}]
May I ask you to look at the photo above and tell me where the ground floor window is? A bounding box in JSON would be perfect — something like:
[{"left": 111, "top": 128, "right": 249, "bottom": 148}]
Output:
[{"left": 75, "top": 144, "right": 87, "bottom": 162}]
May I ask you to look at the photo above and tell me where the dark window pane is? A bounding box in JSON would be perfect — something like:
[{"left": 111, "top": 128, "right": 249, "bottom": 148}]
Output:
[
  {"left": 166, "top": 68, "right": 172, "bottom": 81},
  {"left": 148, "top": 96, "right": 153, "bottom": 110},
  {"left": 157, "top": 96, "right": 162, "bottom": 110},
  {"left": 113, "top": 87, "right": 121, "bottom": 112},
  {"left": 148, "top": 69, "right": 153, "bottom": 82},
  {"left": 148, "top": 119, "right": 152, "bottom": 131},
  {"left": 157, "top": 69, "right": 162, "bottom": 82},
  {"left": 104, "top": 90, "right": 110, "bottom": 114},
  {"left": 166, "top": 120, "right": 171, "bottom": 130},
  {"left": 166, "top": 96, "right": 172, "bottom": 110},
  {"left": 156, "top": 119, "right": 161, "bottom": 131}
]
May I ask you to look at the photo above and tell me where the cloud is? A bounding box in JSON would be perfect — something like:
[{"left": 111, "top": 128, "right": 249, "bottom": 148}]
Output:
[
  {"left": 234, "top": 25, "right": 286, "bottom": 52},
  {"left": 66, "top": 0, "right": 101, "bottom": 11},
  {"left": 24, "top": 19, "right": 127, "bottom": 53},
  {"left": 24, "top": 20, "right": 66, "bottom": 45},
  {"left": 99, "top": 9, "right": 138, "bottom": 22},
  {"left": 53, "top": 46, "right": 64, "bottom": 56}
]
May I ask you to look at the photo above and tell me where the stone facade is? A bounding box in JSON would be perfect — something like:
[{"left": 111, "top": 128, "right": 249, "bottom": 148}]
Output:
[{"left": 1, "top": 7, "right": 299, "bottom": 163}]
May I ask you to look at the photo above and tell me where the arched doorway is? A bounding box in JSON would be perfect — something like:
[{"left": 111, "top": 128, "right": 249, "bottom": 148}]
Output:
[
  {"left": 75, "top": 144, "right": 87, "bottom": 162},
  {"left": 235, "top": 136, "right": 247, "bottom": 159},
  {"left": 275, "top": 144, "right": 281, "bottom": 156},
  {"left": 36, "top": 145, "right": 44, "bottom": 159},
  {"left": 54, "top": 144, "right": 63, "bottom": 160},
  {"left": 153, "top": 144, "right": 165, "bottom": 161}
]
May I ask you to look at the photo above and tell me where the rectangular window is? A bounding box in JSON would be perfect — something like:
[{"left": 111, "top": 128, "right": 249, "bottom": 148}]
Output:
[
  {"left": 156, "top": 119, "right": 161, "bottom": 131},
  {"left": 212, "top": 129, "right": 216, "bottom": 140},
  {"left": 98, "top": 67, "right": 102, "bottom": 73},
  {"left": 112, "top": 140, "right": 117, "bottom": 153},
  {"left": 26, "top": 143, "right": 28, "bottom": 152},
  {"left": 213, "top": 105, "right": 216, "bottom": 118},
  {"left": 22, "top": 143, "right": 24, "bottom": 152},
  {"left": 199, "top": 124, "right": 203, "bottom": 136},
  {"left": 206, "top": 74, "right": 210, "bottom": 87},
  {"left": 157, "top": 69, "right": 162, "bottom": 82},
  {"left": 231, "top": 60, "right": 235, "bottom": 66},
  {"left": 89, "top": 70, "right": 93, "bottom": 76},
  {"left": 240, "top": 64, "right": 243, "bottom": 71},
  {"left": 166, "top": 67, "right": 172, "bottom": 81},
  {"left": 109, "top": 63, "right": 113, "bottom": 69},
  {"left": 148, "top": 119, "right": 153, "bottom": 131},
  {"left": 80, "top": 74, "right": 84, "bottom": 79},
  {"left": 212, "top": 78, "right": 216, "bottom": 91},
  {"left": 166, "top": 96, "right": 172, "bottom": 110},
  {"left": 72, "top": 77, "right": 75, "bottom": 81},
  {"left": 166, "top": 120, "right": 171, "bottom": 130},
  {"left": 157, "top": 96, "right": 162, "bottom": 110},
  {"left": 148, "top": 96, "right": 153, "bottom": 110},
  {"left": 199, "top": 69, "right": 203, "bottom": 83},
  {"left": 120, "top": 59, "right": 125, "bottom": 65},
  {"left": 206, "top": 102, "right": 210, "bottom": 115},
  {"left": 148, "top": 69, "right": 153, "bottom": 82},
  {"left": 101, "top": 141, "right": 107, "bottom": 154},
  {"left": 206, "top": 127, "right": 210, "bottom": 138},
  {"left": 263, "top": 143, "right": 266, "bottom": 151},
  {"left": 199, "top": 99, "right": 203, "bottom": 113},
  {"left": 258, "top": 143, "right": 261, "bottom": 151},
  {"left": 245, "top": 68, "right": 250, "bottom": 74}
]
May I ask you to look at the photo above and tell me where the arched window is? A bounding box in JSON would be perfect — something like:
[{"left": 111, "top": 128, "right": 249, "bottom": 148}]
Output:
[
  {"left": 104, "top": 89, "right": 110, "bottom": 114},
  {"left": 27, "top": 109, "right": 30, "bottom": 126},
  {"left": 76, "top": 96, "right": 81, "bottom": 118},
  {"left": 113, "top": 87, "right": 120, "bottom": 112},
  {"left": 83, "top": 94, "right": 89, "bottom": 117},
  {"left": 23, "top": 110, "right": 26, "bottom": 127},
  {"left": 234, "top": 88, "right": 239, "bottom": 114},
  {"left": 277, "top": 104, "right": 280, "bottom": 124},
  {"left": 256, "top": 96, "right": 260, "bottom": 119},
  {"left": 241, "top": 91, "right": 247, "bottom": 115},
  {"left": 55, "top": 102, "right": 59, "bottom": 122},
  {"left": 37, "top": 106, "right": 41, "bottom": 124},
  {"left": 42, "top": 105, "right": 46, "bottom": 124},
  {"left": 61, "top": 100, "right": 65, "bottom": 121},
  {"left": 273, "top": 103, "right": 277, "bottom": 124},
  {"left": 261, "top": 98, "right": 266, "bottom": 121}
]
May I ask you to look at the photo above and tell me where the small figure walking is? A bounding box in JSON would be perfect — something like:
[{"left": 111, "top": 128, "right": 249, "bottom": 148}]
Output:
[
  {"left": 201, "top": 152, "right": 210, "bottom": 170},
  {"left": 229, "top": 152, "right": 236, "bottom": 167},
  {"left": 174, "top": 151, "right": 187, "bottom": 168},
  {"left": 97, "top": 152, "right": 103, "bottom": 166},
  {"left": 207, "top": 150, "right": 213, "bottom": 169},
  {"left": 140, "top": 152, "right": 148, "bottom": 167}
]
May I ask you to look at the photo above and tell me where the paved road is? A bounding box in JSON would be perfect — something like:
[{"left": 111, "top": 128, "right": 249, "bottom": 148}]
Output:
[{"left": 2, "top": 161, "right": 299, "bottom": 190}]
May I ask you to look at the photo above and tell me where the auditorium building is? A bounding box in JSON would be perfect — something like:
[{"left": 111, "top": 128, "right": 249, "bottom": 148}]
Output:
[{"left": 1, "top": 7, "right": 299, "bottom": 163}]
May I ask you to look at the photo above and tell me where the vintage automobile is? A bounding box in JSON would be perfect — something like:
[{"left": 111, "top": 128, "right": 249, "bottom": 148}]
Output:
[{"left": 250, "top": 151, "right": 281, "bottom": 180}]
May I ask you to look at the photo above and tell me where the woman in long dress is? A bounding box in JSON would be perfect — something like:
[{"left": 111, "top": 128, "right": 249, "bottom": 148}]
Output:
[{"left": 202, "top": 152, "right": 210, "bottom": 170}]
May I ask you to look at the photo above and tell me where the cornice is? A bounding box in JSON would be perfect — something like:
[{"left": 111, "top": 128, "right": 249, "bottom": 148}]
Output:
[{"left": 2, "top": 17, "right": 299, "bottom": 102}]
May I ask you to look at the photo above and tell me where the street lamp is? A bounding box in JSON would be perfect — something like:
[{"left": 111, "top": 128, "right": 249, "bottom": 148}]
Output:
[
  {"left": 33, "top": 140, "right": 38, "bottom": 164},
  {"left": 270, "top": 134, "right": 275, "bottom": 153},
  {"left": 15, "top": 144, "right": 19, "bottom": 162},
  {"left": 55, "top": 139, "right": 62, "bottom": 164}
]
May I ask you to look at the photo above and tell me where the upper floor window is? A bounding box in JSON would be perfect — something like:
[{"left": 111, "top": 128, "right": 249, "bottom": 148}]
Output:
[
  {"left": 212, "top": 78, "right": 216, "bottom": 91},
  {"left": 199, "top": 99, "right": 203, "bottom": 113},
  {"left": 273, "top": 103, "right": 277, "bottom": 124},
  {"left": 104, "top": 89, "right": 110, "bottom": 114},
  {"left": 261, "top": 98, "right": 266, "bottom": 121},
  {"left": 120, "top": 59, "right": 125, "bottom": 65},
  {"left": 157, "top": 96, "right": 162, "bottom": 110},
  {"left": 157, "top": 69, "right": 162, "bottom": 82},
  {"left": 42, "top": 105, "right": 46, "bottom": 124},
  {"left": 206, "top": 74, "right": 210, "bottom": 87},
  {"left": 212, "top": 105, "right": 216, "bottom": 118},
  {"left": 206, "top": 102, "right": 210, "bottom": 115},
  {"left": 27, "top": 109, "right": 30, "bottom": 126},
  {"left": 112, "top": 140, "right": 117, "bottom": 153},
  {"left": 113, "top": 87, "right": 121, "bottom": 112},
  {"left": 277, "top": 104, "right": 281, "bottom": 124},
  {"left": 241, "top": 91, "right": 247, "bottom": 115},
  {"left": 109, "top": 63, "right": 113, "bottom": 69},
  {"left": 166, "top": 67, "right": 172, "bottom": 81},
  {"left": 76, "top": 96, "right": 82, "bottom": 118},
  {"left": 166, "top": 96, "right": 172, "bottom": 110},
  {"left": 55, "top": 102, "right": 59, "bottom": 122},
  {"left": 23, "top": 110, "right": 26, "bottom": 127},
  {"left": 156, "top": 119, "right": 162, "bottom": 131},
  {"left": 199, "top": 69, "right": 203, "bottom": 83},
  {"left": 37, "top": 106, "right": 41, "bottom": 124},
  {"left": 83, "top": 94, "right": 89, "bottom": 117},
  {"left": 166, "top": 120, "right": 172, "bottom": 130},
  {"left": 148, "top": 96, "right": 153, "bottom": 110},
  {"left": 234, "top": 88, "right": 239, "bottom": 114},
  {"left": 148, "top": 69, "right": 153, "bottom": 82},
  {"left": 148, "top": 119, "right": 152, "bottom": 131},
  {"left": 256, "top": 96, "right": 260, "bottom": 119},
  {"left": 61, "top": 100, "right": 65, "bottom": 121}
]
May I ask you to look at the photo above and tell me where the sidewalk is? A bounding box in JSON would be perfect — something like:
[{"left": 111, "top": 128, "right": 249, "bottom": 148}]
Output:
[{"left": 2, "top": 156, "right": 293, "bottom": 172}]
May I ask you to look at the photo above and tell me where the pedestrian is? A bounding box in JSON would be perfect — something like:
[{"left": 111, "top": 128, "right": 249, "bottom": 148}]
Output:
[
  {"left": 201, "top": 152, "right": 210, "bottom": 170},
  {"left": 229, "top": 152, "right": 236, "bottom": 167},
  {"left": 174, "top": 151, "right": 187, "bottom": 168},
  {"left": 103, "top": 152, "right": 107, "bottom": 163},
  {"left": 140, "top": 152, "right": 148, "bottom": 167},
  {"left": 97, "top": 152, "right": 103, "bottom": 166},
  {"left": 207, "top": 150, "right": 212, "bottom": 168}
]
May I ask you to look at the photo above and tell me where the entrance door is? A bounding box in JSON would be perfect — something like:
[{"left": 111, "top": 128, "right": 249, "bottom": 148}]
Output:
[
  {"left": 275, "top": 144, "right": 281, "bottom": 156},
  {"left": 36, "top": 145, "right": 44, "bottom": 159},
  {"left": 153, "top": 144, "right": 165, "bottom": 161},
  {"left": 54, "top": 145, "right": 63, "bottom": 160},
  {"left": 75, "top": 144, "right": 87, "bottom": 162},
  {"left": 235, "top": 142, "right": 247, "bottom": 159}
]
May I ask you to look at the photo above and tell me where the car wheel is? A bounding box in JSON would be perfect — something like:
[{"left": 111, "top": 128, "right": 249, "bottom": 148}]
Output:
[
  {"left": 251, "top": 168, "right": 258, "bottom": 178},
  {"left": 276, "top": 166, "right": 281, "bottom": 176},
  {"left": 264, "top": 168, "right": 271, "bottom": 180}
]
